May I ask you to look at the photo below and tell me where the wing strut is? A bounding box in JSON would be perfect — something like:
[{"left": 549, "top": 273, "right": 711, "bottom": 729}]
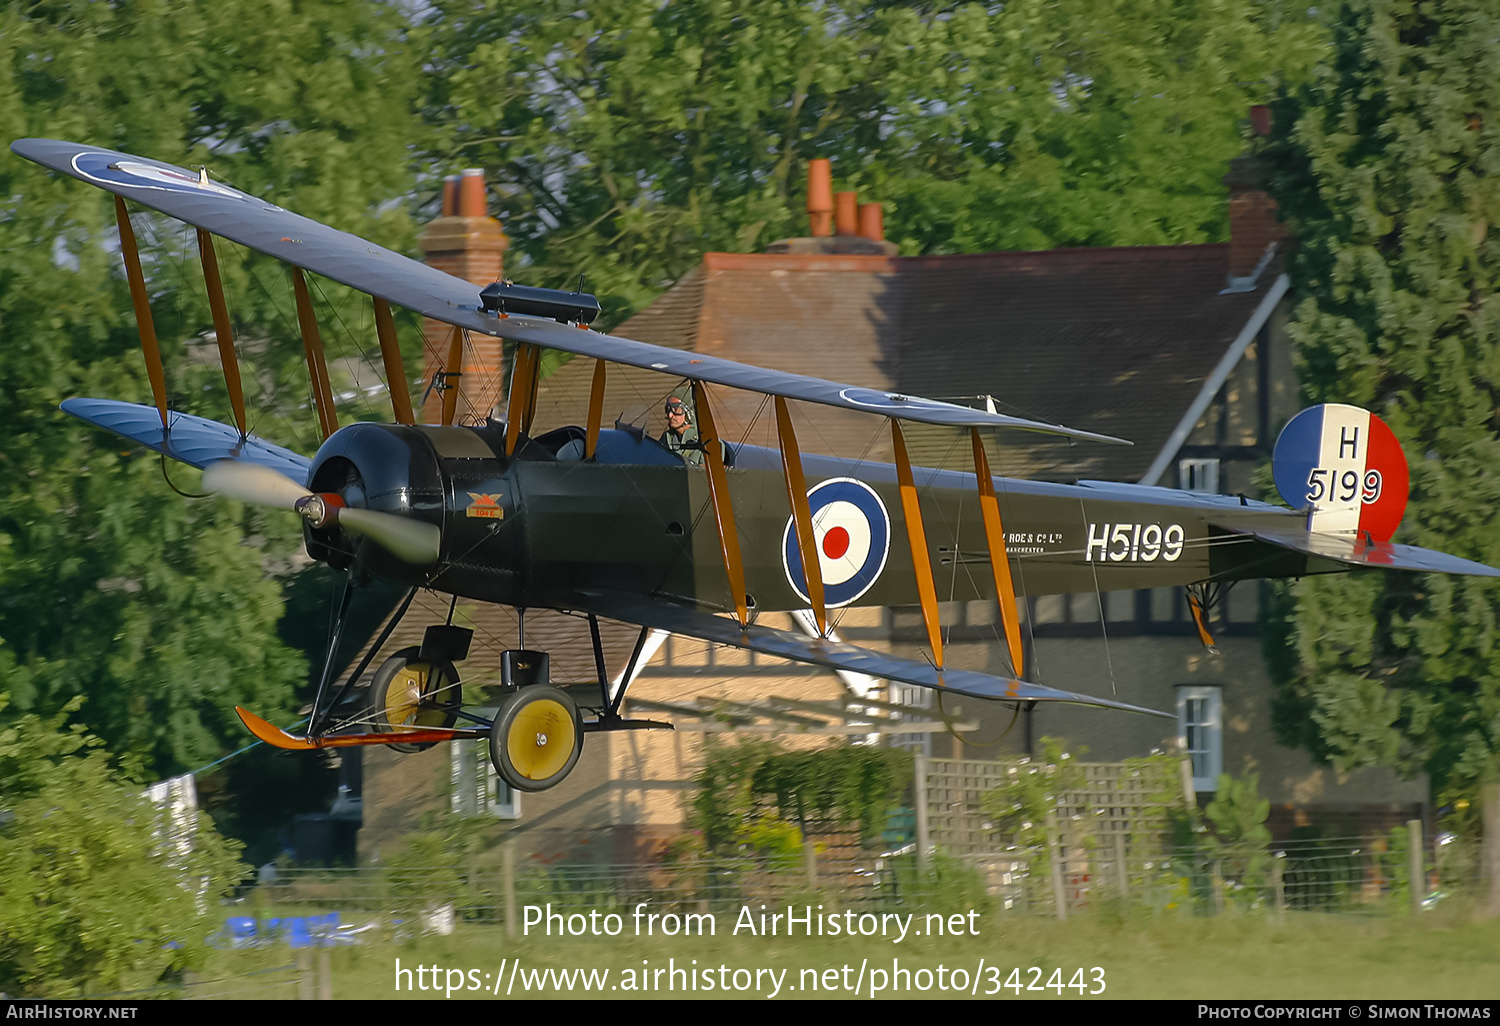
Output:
[
  {"left": 290, "top": 267, "right": 340, "bottom": 439},
  {"left": 440, "top": 325, "right": 465, "bottom": 426},
  {"left": 776, "top": 397, "right": 828, "bottom": 636},
  {"left": 505, "top": 342, "right": 541, "bottom": 455},
  {"left": 693, "top": 380, "right": 749, "bottom": 626},
  {"left": 196, "top": 229, "right": 247, "bottom": 438},
  {"left": 373, "top": 298, "right": 415, "bottom": 425},
  {"left": 891, "top": 419, "right": 944, "bottom": 670},
  {"left": 585, "top": 359, "right": 606, "bottom": 458},
  {"left": 112, "top": 196, "right": 169, "bottom": 432},
  {"left": 971, "top": 428, "right": 1023, "bottom": 676}
]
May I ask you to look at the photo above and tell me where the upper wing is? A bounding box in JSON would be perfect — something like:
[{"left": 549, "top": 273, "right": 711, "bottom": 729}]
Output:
[
  {"left": 580, "top": 590, "right": 1170, "bottom": 718},
  {"left": 63, "top": 398, "right": 311, "bottom": 483},
  {"left": 13, "top": 138, "right": 1128, "bottom": 445}
]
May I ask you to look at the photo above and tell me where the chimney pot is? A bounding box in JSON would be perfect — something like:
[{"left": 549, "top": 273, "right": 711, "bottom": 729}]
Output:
[
  {"left": 458, "top": 169, "right": 487, "bottom": 218},
  {"left": 834, "top": 191, "right": 858, "bottom": 236},
  {"left": 441, "top": 175, "right": 460, "bottom": 217},
  {"left": 1249, "top": 105, "right": 1272, "bottom": 137},
  {"left": 857, "top": 202, "right": 884, "bottom": 242},
  {"left": 807, "top": 159, "right": 833, "bottom": 237}
]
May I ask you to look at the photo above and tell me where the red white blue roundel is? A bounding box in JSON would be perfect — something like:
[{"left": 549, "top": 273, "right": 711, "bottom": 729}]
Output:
[
  {"left": 782, "top": 477, "right": 890, "bottom": 608},
  {"left": 70, "top": 151, "right": 260, "bottom": 203}
]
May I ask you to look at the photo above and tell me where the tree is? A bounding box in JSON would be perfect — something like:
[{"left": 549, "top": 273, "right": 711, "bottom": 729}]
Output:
[
  {"left": 418, "top": 0, "right": 1327, "bottom": 327},
  {"left": 0, "top": 684, "right": 245, "bottom": 997},
  {"left": 1260, "top": 0, "right": 1500, "bottom": 913},
  {"left": 0, "top": 1, "right": 425, "bottom": 780}
]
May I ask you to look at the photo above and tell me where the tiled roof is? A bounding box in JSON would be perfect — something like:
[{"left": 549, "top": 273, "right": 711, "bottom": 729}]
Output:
[
  {"left": 892, "top": 245, "right": 1271, "bottom": 480},
  {"left": 534, "top": 243, "right": 1276, "bottom": 483}
]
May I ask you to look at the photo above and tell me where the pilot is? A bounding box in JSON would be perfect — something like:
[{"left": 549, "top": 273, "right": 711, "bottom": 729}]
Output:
[{"left": 659, "top": 396, "right": 704, "bottom": 466}]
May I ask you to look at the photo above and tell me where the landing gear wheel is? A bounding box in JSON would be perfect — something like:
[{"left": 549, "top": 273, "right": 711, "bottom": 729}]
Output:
[
  {"left": 369, "top": 645, "right": 460, "bottom": 753},
  {"left": 489, "top": 686, "right": 582, "bottom": 792}
]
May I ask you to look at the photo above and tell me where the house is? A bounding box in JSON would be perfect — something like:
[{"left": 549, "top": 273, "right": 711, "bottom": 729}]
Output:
[{"left": 355, "top": 112, "right": 1427, "bottom": 865}]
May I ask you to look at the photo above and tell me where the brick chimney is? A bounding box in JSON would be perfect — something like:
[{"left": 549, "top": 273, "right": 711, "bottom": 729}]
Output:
[
  {"left": 765, "top": 160, "right": 898, "bottom": 256},
  {"left": 1223, "top": 105, "right": 1286, "bottom": 292},
  {"left": 418, "top": 169, "right": 510, "bottom": 422}
]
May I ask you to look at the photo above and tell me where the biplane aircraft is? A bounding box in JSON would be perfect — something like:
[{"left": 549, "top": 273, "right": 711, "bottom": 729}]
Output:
[{"left": 14, "top": 138, "right": 1500, "bottom": 794}]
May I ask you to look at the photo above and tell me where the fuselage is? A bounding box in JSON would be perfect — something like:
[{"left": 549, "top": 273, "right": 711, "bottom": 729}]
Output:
[{"left": 303, "top": 420, "right": 1309, "bottom": 615}]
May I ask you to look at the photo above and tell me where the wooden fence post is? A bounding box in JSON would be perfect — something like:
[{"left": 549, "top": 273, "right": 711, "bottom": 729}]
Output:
[
  {"left": 802, "top": 817, "right": 819, "bottom": 889},
  {"left": 914, "top": 753, "right": 931, "bottom": 873},
  {"left": 1407, "top": 819, "right": 1424, "bottom": 915},
  {"left": 1046, "top": 810, "right": 1068, "bottom": 920},
  {"left": 1272, "top": 855, "right": 1285, "bottom": 918},
  {"left": 503, "top": 836, "right": 518, "bottom": 938}
]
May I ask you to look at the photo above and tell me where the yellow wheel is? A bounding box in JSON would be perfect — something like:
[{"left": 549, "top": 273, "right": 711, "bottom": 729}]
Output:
[
  {"left": 489, "top": 686, "right": 582, "bottom": 792},
  {"left": 370, "top": 646, "right": 459, "bottom": 753}
]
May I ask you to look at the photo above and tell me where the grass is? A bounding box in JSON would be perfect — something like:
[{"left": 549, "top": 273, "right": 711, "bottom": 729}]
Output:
[{"left": 187, "top": 902, "right": 1500, "bottom": 1000}]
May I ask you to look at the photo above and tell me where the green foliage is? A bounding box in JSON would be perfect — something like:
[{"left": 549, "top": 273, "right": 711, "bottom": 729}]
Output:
[
  {"left": 880, "top": 850, "right": 992, "bottom": 913},
  {"left": 691, "top": 739, "right": 911, "bottom": 852},
  {"left": 751, "top": 743, "right": 913, "bottom": 844},
  {"left": 1261, "top": 0, "right": 1500, "bottom": 801},
  {"left": 981, "top": 736, "right": 1087, "bottom": 849},
  {"left": 419, "top": 0, "right": 1327, "bottom": 327},
  {"left": 0, "top": 689, "right": 246, "bottom": 998},
  {"left": 690, "top": 738, "right": 782, "bottom": 853},
  {"left": 1202, "top": 772, "right": 1273, "bottom": 906},
  {"left": 379, "top": 828, "right": 467, "bottom": 923},
  {"left": 0, "top": 0, "right": 425, "bottom": 780}
]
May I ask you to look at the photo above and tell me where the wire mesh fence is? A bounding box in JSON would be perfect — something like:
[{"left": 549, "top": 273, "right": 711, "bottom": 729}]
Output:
[{"left": 230, "top": 831, "right": 1485, "bottom": 941}]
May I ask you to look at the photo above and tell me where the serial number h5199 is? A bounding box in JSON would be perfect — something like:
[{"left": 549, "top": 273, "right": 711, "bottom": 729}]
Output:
[{"left": 1085, "top": 523, "right": 1185, "bottom": 563}]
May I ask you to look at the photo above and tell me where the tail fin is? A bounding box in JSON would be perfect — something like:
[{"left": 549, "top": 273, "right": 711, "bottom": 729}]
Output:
[{"left": 1272, "top": 403, "right": 1410, "bottom": 541}]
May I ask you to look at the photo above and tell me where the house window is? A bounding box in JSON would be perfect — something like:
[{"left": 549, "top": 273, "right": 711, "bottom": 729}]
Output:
[
  {"left": 450, "top": 719, "right": 520, "bottom": 820},
  {"left": 1179, "top": 458, "right": 1221, "bottom": 494},
  {"left": 1176, "top": 686, "right": 1223, "bottom": 793}
]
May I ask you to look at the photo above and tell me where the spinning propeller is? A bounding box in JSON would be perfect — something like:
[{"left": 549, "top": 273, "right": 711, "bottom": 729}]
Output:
[{"left": 203, "top": 460, "right": 441, "bottom": 564}]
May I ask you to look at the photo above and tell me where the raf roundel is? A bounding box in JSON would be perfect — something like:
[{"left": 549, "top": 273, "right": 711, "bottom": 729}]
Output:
[
  {"left": 783, "top": 477, "right": 891, "bottom": 608},
  {"left": 71, "top": 152, "right": 258, "bottom": 203}
]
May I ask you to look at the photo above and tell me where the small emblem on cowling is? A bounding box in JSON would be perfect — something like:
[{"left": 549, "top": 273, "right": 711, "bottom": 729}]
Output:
[{"left": 466, "top": 493, "right": 504, "bottom": 519}]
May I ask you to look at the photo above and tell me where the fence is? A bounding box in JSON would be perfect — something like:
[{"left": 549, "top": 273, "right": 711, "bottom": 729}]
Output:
[{"left": 232, "top": 828, "right": 1482, "bottom": 942}]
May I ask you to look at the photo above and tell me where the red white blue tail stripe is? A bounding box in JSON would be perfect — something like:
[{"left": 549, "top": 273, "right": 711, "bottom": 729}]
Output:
[{"left": 1272, "top": 404, "right": 1409, "bottom": 541}]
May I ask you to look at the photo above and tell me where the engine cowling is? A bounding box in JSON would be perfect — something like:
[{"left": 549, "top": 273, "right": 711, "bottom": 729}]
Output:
[{"left": 304, "top": 422, "right": 446, "bottom": 582}]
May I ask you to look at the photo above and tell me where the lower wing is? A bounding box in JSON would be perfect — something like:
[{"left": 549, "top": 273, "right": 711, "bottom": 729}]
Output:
[
  {"left": 577, "top": 590, "right": 1171, "bottom": 718},
  {"left": 63, "top": 397, "right": 311, "bottom": 482}
]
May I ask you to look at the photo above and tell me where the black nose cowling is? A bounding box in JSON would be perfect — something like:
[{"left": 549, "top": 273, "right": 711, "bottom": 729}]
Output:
[{"left": 305, "top": 422, "right": 445, "bottom": 581}]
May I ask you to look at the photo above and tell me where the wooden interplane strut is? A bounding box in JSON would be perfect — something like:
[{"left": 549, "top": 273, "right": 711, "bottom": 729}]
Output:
[
  {"left": 775, "top": 397, "right": 827, "bottom": 636},
  {"left": 112, "top": 196, "right": 169, "bottom": 431},
  {"left": 373, "top": 298, "right": 415, "bottom": 425},
  {"left": 585, "top": 359, "right": 606, "bottom": 459},
  {"left": 441, "top": 324, "right": 464, "bottom": 426},
  {"left": 289, "top": 267, "right": 339, "bottom": 439},
  {"left": 891, "top": 419, "right": 944, "bottom": 670},
  {"left": 693, "top": 381, "right": 749, "bottom": 627},
  {"left": 505, "top": 342, "right": 541, "bottom": 456},
  {"left": 195, "top": 229, "right": 247, "bottom": 437},
  {"left": 971, "top": 428, "right": 1024, "bottom": 677}
]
